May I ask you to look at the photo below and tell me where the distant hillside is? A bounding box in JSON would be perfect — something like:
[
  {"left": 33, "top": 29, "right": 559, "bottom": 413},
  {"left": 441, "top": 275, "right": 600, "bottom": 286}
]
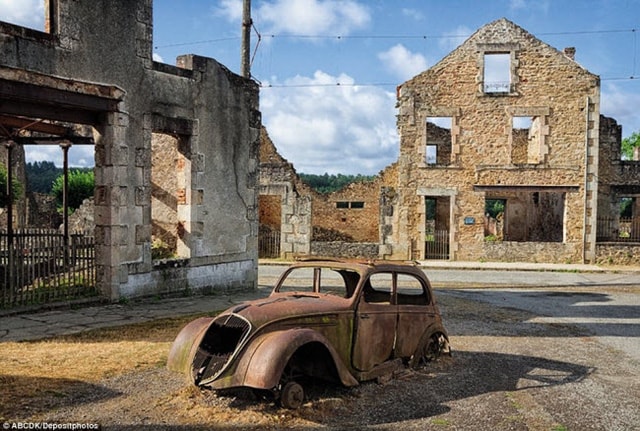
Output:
[
  {"left": 298, "top": 173, "right": 375, "bottom": 194},
  {"left": 26, "top": 161, "right": 92, "bottom": 194}
]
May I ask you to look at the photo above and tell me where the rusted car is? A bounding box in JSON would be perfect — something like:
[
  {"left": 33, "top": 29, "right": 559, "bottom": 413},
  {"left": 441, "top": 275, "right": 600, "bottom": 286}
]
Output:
[{"left": 167, "top": 258, "right": 450, "bottom": 408}]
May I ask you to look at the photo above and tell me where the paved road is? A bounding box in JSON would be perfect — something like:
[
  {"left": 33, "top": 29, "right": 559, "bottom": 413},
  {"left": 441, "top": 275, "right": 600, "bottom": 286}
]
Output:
[
  {"left": 1, "top": 265, "right": 638, "bottom": 344},
  {"left": 439, "top": 287, "right": 640, "bottom": 362},
  {"left": 259, "top": 264, "right": 640, "bottom": 288},
  {"left": 260, "top": 265, "right": 640, "bottom": 361}
]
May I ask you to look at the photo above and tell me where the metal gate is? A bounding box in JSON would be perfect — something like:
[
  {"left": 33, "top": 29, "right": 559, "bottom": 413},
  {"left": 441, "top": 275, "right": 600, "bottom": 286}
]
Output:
[
  {"left": 259, "top": 229, "right": 280, "bottom": 258},
  {"left": 1, "top": 229, "right": 97, "bottom": 309},
  {"left": 424, "top": 229, "right": 450, "bottom": 260}
]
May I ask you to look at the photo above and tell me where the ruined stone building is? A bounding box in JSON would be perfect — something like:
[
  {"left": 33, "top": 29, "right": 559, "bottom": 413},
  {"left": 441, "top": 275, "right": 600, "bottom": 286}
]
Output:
[
  {"left": 260, "top": 18, "right": 638, "bottom": 265},
  {"left": 390, "top": 18, "right": 615, "bottom": 264},
  {"left": 595, "top": 116, "right": 640, "bottom": 265},
  {"left": 259, "top": 127, "right": 398, "bottom": 259},
  {"left": 1, "top": 0, "right": 260, "bottom": 301}
]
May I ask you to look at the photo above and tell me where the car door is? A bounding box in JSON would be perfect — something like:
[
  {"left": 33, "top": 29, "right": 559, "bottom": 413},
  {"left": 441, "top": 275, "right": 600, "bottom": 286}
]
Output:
[
  {"left": 352, "top": 272, "right": 397, "bottom": 371},
  {"left": 394, "top": 272, "right": 435, "bottom": 358}
]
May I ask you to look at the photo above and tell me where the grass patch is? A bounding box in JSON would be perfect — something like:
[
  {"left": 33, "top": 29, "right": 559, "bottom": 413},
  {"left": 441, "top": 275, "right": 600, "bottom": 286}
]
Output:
[{"left": 0, "top": 312, "right": 216, "bottom": 421}]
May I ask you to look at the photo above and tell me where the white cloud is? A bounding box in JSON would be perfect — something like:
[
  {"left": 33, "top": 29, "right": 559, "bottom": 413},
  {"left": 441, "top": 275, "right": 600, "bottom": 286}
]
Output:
[
  {"left": 401, "top": 8, "right": 424, "bottom": 21},
  {"left": 24, "top": 145, "right": 93, "bottom": 168},
  {"left": 438, "top": 25, "right": 472, "bottom": 52},
  {"left": 214, "top": 0, "right": 243, "bottom": 22},
  {"left": 378, "top": 44, "right": 428, "bottom": 81},
  {"left": 153, "top": 52, "right": 164, "bottom": 63},
  {"left": 601, "top": 83, "right": 640, "bottom": 138},
  {"left": 261, "top": 71, "right": 398, "bottom": 174},
  {"left": 217, "top": 0, "right": 370, "bottom": 36},
  {"left": 509, "top": 0, "right": 550, "bottom": 14},
  {"left": 0, "top": 0, "right": 44, "bottom": 28}
]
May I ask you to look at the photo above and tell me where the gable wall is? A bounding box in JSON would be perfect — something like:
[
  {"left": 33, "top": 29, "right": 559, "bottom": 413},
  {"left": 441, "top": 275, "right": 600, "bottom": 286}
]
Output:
[{"left": 394, "top": 18, "right": 600, "bottom": 263}]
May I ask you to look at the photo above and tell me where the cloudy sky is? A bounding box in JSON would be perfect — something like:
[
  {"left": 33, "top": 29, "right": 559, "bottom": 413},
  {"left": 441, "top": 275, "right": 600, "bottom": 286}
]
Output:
[{"left": 2, "top": 0, "right": 639, "bottom": 174}]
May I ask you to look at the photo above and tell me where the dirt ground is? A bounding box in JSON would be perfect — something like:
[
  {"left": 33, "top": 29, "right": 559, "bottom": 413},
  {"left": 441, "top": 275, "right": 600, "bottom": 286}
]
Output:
[{"left": 3, "top": 289, "right": 639, "bottom": 430}]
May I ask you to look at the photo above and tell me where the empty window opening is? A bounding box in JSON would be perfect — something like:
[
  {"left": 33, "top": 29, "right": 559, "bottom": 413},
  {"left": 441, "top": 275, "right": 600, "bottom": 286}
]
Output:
[
  {"left": 620, "top": 197, "right": 634, "bottom": 218},
  {"left": 484, "top": 198, "right": 506, "bottom": 240},
  {"left": 365, "top": 273, "right": 392, "bottom": 304},
  {"left": 486, "top": 191, "right": 564, "bottom": 242},
  {"left": 597, "top": 196, "right": 640, "bottom": 241},
  {"left": 151, "top": 132, "right": 190, "bottom": 260},
  {"left": 617, "top": 197, "right": 638, "bottom": 240},
  {"left": 258, "top": 194, "right": 281, "bottom": 258},
  {"left": 426, "top": 117, "right": 452, "bottom": 165},
  {"left": 426, "top": 145, "right": 437, "bottom": 164},
  {"left": 424, "top": 196, "right": 450, "bottom": 259},
  {"left": 484, "top": 53, "right": 511, "bottom": 94},
  {"left": 1, "top": 1, "right": 53, "bottom": 33},
  {"left": 511, "top": 116, "right": 544, "bottom": 164},
  {"left": 336, "top": 201, "right": 364, "bottom": 209}
]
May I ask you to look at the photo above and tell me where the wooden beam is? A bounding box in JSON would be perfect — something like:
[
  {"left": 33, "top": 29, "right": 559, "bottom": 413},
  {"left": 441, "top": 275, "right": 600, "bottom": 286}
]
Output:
[
  {"left": 0, "top": 79, "right": 120, "bottom": 113},
  {"left": 0, "top": 99, "right": 99, "bottom": 125},
  {"left": 0, "top": 114, "right": 70, "bottom": 135}
]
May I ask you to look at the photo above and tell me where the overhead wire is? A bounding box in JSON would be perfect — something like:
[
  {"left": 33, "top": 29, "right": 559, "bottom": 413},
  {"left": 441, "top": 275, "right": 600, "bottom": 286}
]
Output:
[{"left": 154, "top": 26, "right": 640, "bottom": 87}]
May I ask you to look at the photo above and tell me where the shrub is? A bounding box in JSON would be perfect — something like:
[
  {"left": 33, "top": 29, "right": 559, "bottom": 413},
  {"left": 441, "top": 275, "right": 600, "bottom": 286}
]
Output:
[{"left": 51, "top": 170, "right": 94, "bottom": 213}]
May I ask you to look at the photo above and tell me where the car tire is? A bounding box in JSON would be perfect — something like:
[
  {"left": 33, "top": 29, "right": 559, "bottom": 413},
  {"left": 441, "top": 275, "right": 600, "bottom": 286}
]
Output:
[
  {"left": 410, "top": 332, "right": 449, "bottom": 368},
  {"left": 280, "top": 381, "right": 304, "bottom": 409}
]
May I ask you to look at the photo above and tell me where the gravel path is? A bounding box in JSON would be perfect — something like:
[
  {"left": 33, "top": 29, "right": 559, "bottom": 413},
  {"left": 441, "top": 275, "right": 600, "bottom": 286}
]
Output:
[{"left": 25, "top": 289, "right": 640, "bottom": 430}]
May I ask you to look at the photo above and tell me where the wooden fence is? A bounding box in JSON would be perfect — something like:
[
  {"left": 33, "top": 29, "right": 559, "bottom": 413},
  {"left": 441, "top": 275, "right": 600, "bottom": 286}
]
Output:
[{"left": 0, "top": 229, "right": 97, "bottom": 309}]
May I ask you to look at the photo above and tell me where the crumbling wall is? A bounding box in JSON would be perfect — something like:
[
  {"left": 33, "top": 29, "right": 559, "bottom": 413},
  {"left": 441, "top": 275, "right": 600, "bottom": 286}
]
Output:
[
  {"left": 0, "top": 1, "right": 260, "bottom": 300},
  {"left": 394, "top": 18, "right": 600, "bottom": 263},
  {"left": 259, "top": 126, "right": 399, "bottom": 258},
  {"left": 310, "top": 164, "right": 397, "bottom": 251},
  {"left": 259, "top": 128, "right": 312, "bottom": 258}
]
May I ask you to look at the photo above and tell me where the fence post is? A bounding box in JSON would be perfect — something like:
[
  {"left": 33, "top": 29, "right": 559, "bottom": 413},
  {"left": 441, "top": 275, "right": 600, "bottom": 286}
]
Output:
[
  {"left": 60, "top": 141, "right": 71, "bottom": 268},
  {"left": 5, "top": 140, "right": 15, "bottom": 297}
]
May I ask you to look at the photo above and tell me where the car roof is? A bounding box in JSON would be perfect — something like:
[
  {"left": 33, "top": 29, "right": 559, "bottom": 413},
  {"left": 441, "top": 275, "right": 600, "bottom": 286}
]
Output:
[{"left": 289, "top": 256, "right": 425, "bottom": 274}]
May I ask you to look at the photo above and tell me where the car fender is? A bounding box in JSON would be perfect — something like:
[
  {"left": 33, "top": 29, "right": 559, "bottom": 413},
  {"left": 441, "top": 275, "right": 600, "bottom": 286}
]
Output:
[
  {"left": 409, "top": 323, "right": 451, "bottom": 368},
  {"left": 234, "top": 328, "right": 358, "bottom": 390},
  {"left": 166, "top": 316, "right": 215, "bottom": 382}
]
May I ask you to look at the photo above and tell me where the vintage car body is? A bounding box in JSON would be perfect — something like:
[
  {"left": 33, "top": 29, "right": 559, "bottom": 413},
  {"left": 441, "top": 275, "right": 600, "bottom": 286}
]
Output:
[{"left": 167, "top": 258, "right": 450, "bottom": 408}]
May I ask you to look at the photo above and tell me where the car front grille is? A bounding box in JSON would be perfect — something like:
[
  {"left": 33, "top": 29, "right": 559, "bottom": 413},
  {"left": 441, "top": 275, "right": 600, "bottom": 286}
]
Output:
[{"left": 193, "top": 313, "right": 251, "bottom": 384}]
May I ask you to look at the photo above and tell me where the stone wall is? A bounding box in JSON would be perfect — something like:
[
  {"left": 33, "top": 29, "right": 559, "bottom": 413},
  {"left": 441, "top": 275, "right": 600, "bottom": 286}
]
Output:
[
  {"left": 311, "top": 165, "right": 397, "bottom": 243},
  {"left": 394, "top": 18, "right": 600, "bottom": 263},
  {"left": 259, "top": 126, "right": 398, "bottom": 258},
  {"left": 310, "top": 241, "right": 379, "bottom": 259},
  {"left": 595, "top": 243, "right": 640, "bottom": 266},
  {"left": 0, "top": 1, "right": 260, "bottom": 300}
]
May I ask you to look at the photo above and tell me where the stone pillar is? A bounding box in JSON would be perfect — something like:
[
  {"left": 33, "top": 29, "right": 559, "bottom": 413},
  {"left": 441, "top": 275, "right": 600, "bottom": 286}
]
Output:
[{"left": 94, "top": 112, "right": 131, "bottom": 300}]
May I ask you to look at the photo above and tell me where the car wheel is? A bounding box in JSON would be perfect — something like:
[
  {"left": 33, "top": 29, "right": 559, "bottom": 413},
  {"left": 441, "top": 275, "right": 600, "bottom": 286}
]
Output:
[
  {"left": 280, "top": 381, "right": 304, "bottom": 409},
  {"left": 411, "top": 333, "right": 449, "bottom": 368}
]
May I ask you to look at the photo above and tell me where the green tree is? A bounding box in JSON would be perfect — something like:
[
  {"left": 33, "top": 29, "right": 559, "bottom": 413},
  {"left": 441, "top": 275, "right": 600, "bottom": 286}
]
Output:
[
  {"left": 621, "top": 131, "right": 640, "bottom": 160},
  {"left": 51, "top": 170, "right": 94, "bottom": 212},
  {"left": 485, "top": 199, "right": 505, "bottom": 218},
  {"left": 26, "top": 161, "right": 61, "bottom": 194},
  {"left": 620, "top": 197, "right": 633, "bottom": 218},
  {"left": 0, "top": 165, "right": 23, "bottom": 207},
  {"left": 298, "top": 173, "right": 376, "bottom": 194}
]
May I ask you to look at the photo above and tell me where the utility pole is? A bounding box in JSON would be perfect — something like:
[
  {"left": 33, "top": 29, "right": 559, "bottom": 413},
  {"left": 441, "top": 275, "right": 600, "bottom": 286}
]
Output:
[{"left": 240, "top": 0, "right": 251, "bottom": 78}]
